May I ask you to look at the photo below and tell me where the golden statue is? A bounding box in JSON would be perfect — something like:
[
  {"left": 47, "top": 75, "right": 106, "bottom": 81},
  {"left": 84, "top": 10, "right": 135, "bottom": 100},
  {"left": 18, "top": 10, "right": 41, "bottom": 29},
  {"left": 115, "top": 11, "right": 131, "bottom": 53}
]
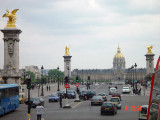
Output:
[
  {"left": 147, "top": 45, "right": 153, "bottom": 54},
  {"left": 65, "top": 46, "right": 70, "bottom": 55},
  {"left": 2, "top": 9, "right": 19, "bottom": 28}
]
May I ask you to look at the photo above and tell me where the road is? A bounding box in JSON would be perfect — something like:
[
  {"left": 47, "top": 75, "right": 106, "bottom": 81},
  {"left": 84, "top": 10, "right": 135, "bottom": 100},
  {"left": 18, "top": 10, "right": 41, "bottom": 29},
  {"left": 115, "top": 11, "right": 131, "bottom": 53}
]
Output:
[{"left": 0, "top": 84, "right": 149, "bottom": 120}]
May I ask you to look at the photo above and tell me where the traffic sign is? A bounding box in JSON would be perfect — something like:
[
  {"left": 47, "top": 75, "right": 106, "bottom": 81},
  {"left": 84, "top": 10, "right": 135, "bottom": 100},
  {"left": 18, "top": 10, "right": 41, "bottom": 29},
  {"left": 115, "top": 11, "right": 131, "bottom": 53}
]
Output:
[
  {"left": 75, "top": 83, "right": 79, "bottom": 87},
  {"left": 64, "top": 84, "right": 69, "bottom": 88}
]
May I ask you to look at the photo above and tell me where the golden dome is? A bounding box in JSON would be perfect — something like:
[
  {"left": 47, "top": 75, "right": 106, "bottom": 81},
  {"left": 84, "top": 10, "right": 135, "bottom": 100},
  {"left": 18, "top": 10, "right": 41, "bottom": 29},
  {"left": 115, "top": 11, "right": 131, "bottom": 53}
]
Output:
[{"left": 114, "top": 45, "right": 124, "bottom": 58}]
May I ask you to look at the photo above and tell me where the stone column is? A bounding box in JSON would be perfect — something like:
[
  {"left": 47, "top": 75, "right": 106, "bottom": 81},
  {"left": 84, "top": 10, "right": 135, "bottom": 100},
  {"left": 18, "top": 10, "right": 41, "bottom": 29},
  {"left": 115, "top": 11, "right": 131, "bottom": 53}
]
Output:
[
  {"left": 1, "top": 28, "right": 22, "bottom": 84},
  {"left": 63, "top": 55, "right": 72, "bottom": 80},
  {"left": 145, "top": 53, "right": 155, "bottom": 75}
]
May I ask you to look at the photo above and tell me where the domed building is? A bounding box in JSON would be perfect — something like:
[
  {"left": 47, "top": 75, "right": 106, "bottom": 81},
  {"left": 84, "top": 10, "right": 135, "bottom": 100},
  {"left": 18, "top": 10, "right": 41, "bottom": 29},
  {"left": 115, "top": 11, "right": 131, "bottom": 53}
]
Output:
[
  {"left": 113, "top": 45, "right": 126, "bottom": 69},
  {"left": 71, "top": 45, "right": 146, "bottom": 84}
]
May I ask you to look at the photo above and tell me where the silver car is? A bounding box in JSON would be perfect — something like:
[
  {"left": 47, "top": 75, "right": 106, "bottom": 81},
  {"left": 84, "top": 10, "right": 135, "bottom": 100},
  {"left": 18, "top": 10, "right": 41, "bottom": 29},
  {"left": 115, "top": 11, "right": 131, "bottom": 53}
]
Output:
[
  {"left": 90, "top": 96, "right": 104, "bottom": 106},
  {"left": 110, "top": 97, "right": 121, "bottom": 109}
]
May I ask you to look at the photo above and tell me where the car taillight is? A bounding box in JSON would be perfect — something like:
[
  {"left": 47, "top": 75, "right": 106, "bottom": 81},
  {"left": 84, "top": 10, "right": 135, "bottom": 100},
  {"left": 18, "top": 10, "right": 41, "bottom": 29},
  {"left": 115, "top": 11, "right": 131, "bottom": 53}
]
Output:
[
  {"left": 118, "top": 102, "right": 120, "bottom": 104},
  {"left": 112, "top": 107, "right": 114, "bottom": 110},
  {"left": 99, "top": 100, "right": 102, "bottom": 101},
  {"left": 90, "top": 99, "right": 93, "bottom": 101},
  {"left": 101, "top": 107, "right": 103, "bottom": 110}
]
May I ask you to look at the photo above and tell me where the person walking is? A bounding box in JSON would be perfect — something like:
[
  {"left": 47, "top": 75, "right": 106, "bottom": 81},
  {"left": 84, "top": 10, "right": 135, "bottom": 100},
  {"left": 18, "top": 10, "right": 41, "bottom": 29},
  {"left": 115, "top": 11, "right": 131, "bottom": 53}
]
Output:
[
  {"left": 49, "top": 85, "right": 50, "bottom": 91},
  {"left": 139, "top": 87, "right": 141, "bottom": 95},
  {"left": 47, "top": 85, "right": 48, "bottom": 91},
  {"left": 36, "top": 104, "right": 44, "bottom": 120},
  {"left": 59, "top": 95, "right": 62, "bottom": 108}
]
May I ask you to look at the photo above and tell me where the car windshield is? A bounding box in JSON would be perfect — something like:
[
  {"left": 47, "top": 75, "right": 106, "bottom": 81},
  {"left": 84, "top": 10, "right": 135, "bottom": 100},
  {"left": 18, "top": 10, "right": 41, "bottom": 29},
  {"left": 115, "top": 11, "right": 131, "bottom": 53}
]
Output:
[
  {"left": 102, "top": 103, "right": 113, "bottom": 107},
  {"left": 123, "top": 87, "right": 129, "bottom": 89},
  {"left": 92, "top": 96, "right": 102, "bottom": 99},
  {"left": 113, "top": 93, "right": 120, "bottom": 95},
  {"left": 87, "top": 91, "right": 95, "bottom": 94},
  {"left": 98, "top": 93, "right": 105, "bottom": 96},
  {"left": 50, "top": 94, "right": 56, "bottom": 97},
  {"left": 141, "top": 107, "right": 147, "bottom": 114},
  {"left": 68, "top": 91, "right": 74, "bottom": 93},
  {"left": 110, "top": 98, "right": 119, "bottom": 102},
  {"left": 33, "top": 98, "right": 40, "bottom": 102},
  {"left": 58, "top": 91, "right": 64, "bottom": 93}
]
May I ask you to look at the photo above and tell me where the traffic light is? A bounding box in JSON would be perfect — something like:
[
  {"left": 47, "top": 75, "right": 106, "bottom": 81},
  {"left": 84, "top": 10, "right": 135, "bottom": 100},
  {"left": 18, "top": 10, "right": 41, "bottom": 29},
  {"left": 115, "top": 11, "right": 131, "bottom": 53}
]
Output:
[
  {"left": 64, "top": 76, "right": 69, "bottom": 84},
  {"left": 27, "top": 78, "right": 31, "bottom": 89},
  {"left": 76, "top": 76, "right": 79, "bottom": 83}
]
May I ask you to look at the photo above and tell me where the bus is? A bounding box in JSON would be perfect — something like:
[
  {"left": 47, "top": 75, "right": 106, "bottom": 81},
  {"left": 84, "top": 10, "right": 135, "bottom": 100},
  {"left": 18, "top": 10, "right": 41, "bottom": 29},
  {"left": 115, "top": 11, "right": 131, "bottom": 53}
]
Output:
[{"left": 0, "top": 84, "right": 19, "bottom": 116}]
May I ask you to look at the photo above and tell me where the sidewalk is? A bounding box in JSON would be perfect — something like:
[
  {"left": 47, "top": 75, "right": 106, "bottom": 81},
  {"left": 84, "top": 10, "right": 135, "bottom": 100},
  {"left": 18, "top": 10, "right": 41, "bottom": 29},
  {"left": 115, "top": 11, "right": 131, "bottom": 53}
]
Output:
[{"left": 21, "top": 84, "right": 76, "bottom": 98}]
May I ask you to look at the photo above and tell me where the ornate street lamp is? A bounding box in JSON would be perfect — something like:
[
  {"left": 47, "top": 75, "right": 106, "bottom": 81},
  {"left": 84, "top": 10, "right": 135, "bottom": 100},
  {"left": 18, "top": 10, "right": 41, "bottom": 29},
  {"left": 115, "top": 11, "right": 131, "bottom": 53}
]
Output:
[{"left": 41, "top": 65, "right": 44, "bottom": 96}]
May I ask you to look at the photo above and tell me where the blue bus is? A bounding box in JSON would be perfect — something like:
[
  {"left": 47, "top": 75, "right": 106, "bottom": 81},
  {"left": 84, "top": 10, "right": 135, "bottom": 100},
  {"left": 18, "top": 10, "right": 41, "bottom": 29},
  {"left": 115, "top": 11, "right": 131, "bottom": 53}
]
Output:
[{"left": 0, "top": 84, "right": 19, "bottom": 116}]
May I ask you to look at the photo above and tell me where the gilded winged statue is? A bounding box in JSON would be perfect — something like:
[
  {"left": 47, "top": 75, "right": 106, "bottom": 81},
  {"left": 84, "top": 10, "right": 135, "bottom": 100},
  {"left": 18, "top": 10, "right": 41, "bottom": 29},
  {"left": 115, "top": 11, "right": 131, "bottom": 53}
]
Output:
[
  {"left": 65, "top": 46, "right": 70, "bottom": 55},
  {"left": 147, "top": 45, "right": 153, "bottom": 54},
  {"left": 2, "top": 9, "right": 19, "bottom": 28}
]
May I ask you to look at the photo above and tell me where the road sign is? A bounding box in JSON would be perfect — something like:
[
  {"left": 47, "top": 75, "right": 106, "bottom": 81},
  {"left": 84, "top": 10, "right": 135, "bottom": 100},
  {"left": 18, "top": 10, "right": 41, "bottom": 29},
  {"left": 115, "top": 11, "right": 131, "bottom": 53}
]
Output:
[
  {"left": 64, "top": 84, "right": 69, "bottom": 88},
  {"left": 75, "top": 83, "right": 79, "bottom": 87}
]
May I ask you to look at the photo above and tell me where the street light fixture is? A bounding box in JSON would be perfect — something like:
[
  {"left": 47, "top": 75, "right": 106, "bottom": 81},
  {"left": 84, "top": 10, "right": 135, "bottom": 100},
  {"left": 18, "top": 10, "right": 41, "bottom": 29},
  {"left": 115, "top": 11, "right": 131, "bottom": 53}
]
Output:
[
  {"left": 41, "top": 65, "right": 44, "bottom": 96},
  {"left": 57, "top": 66, "right": 60, "bottom": 91}
]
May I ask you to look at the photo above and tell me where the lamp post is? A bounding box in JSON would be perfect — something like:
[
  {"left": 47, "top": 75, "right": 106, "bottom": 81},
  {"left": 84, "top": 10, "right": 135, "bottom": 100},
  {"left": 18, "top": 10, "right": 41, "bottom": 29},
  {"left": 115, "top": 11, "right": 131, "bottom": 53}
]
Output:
[
  {"left": 41, "top": 65, "right": 44, "bottom": 96},
  {"left": 57, "top": 66, "right": 60, "bottom": 91},
  {"left": 134, "top": 63, "right": 137, "bottom": 90}
]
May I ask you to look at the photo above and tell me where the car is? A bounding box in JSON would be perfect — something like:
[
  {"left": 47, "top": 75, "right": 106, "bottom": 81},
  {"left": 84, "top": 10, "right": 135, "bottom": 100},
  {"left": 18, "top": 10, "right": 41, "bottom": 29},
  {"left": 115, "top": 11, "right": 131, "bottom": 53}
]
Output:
[
  {"left": 86, "top": 90, "right": 96, "bottom": 100},
  {"left": 138, "top": 105, "right": 148, "bottom": 120},
  {"left": 31, "top": 98, "right": 44, "bottom": 108},
  {"left": 112, "top": 92, "right": 121, "bottom": 101},
  {"left": 49, "top": 94, "right": 60, "bottom": 102},
  {"left": 110, "top": 97, "right": 121, "bottom": 109},
  {"left": 98, "top": 92, "right": 107, "bottom": 101},
  {"left": 122, "top": 87, "right": 131, "bottom": 93},
  {"left": 90, "top": 96, "right": 104, "bottom": 106},
  {"left": 57, "top": 91, "right": 65, "bottom": 98},
  {"left": 19, "top": 92, "right": 26, "bottom": 104},
  {"left": 66, "top": 90, "right": 76, "bottom": 99},
  {"left": 100, "top": 102, "right": 117, "bottom": 115},
  {"left": 109, "top": 88, "right": 117, "bottom": 95}
]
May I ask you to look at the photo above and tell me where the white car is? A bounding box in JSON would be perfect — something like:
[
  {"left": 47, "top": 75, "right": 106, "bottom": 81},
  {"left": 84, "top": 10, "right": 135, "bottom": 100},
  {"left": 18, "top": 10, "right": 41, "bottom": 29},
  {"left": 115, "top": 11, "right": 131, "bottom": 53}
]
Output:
[
  {"left": 138, "top": 105, "right": 148, "bottom": 120},
  {"left": 122, "top": 87, "right": 131, "bottom": 93},
  {"left": 109, "top": 88, "right": 117, "bottom": 95}
]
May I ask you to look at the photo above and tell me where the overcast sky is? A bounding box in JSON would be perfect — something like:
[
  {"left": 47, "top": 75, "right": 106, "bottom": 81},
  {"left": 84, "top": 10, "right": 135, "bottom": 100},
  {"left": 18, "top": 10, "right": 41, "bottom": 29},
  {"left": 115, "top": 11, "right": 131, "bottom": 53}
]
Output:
[{"left": 0, "top": 0, "right": 160, "bottom": 71}]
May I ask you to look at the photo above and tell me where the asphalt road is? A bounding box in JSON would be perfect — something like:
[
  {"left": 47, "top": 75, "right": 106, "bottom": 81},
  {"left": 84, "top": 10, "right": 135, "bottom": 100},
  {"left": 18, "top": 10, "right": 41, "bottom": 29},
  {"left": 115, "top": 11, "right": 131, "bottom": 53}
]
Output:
[{"left": 0, "top": 84, "right": 149, "bottom": 120}]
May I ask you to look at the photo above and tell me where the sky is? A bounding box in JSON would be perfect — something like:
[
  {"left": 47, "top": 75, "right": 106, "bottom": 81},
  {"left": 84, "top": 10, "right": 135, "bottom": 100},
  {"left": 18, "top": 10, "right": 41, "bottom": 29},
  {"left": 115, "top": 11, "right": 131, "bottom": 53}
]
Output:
[{"left": 0, "top": 0, "right": 160, "bottom": 71}]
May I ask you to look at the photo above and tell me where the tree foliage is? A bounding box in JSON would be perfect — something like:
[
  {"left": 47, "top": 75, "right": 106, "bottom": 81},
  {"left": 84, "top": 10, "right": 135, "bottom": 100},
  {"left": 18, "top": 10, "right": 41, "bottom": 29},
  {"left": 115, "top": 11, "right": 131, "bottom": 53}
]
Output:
[{"left": 48, "top": 69, "right": 64, "bottom": 76}]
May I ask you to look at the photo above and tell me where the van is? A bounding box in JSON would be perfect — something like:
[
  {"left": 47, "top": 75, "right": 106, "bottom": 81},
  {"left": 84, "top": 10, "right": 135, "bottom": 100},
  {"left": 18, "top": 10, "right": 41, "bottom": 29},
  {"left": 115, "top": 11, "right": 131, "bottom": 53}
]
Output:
[
  {"left": 19, "top": 92, "right": 26, "bottom": 104},
  {"left": 138, "top": 105, "right": 148, "bottom": 120}
]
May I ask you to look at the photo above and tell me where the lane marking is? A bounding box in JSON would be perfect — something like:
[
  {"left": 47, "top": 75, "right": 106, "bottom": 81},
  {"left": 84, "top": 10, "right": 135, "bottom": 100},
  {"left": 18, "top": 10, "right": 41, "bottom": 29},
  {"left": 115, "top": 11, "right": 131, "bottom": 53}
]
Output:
[{"left": 72, "top": 102, "right": 82, "bottom": 109}]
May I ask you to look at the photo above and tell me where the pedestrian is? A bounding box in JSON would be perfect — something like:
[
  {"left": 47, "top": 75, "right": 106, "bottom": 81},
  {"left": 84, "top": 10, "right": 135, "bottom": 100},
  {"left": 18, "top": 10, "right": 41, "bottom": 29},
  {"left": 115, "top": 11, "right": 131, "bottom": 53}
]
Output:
[
  {"left": 59, "top": 95, "right": 62, "bottom": 108},
  {"left": 36, "top": 103, "right": 44, "bottom": 120},
  {"left": 138, "top": 87, "right": 141, "bottom": 95},
  {"left": 49, "top": 85, "right": 50, "bottom": 91},
  {"left": 47, "top": 85, "right": 48, "bottom": 91}
]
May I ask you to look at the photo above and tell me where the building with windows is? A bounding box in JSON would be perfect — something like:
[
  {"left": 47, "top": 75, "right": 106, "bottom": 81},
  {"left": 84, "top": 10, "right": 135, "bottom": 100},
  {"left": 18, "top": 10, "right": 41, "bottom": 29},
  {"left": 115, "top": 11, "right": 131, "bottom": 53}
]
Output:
[{"left": 71, "top": 45, "right": 146, "bottom": 84}]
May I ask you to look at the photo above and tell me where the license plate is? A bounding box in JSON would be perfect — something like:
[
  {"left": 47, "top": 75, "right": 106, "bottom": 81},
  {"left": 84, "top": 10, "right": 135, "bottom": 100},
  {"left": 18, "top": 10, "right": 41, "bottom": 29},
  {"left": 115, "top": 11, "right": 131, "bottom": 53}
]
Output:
[
  {"left": 105, "top": 108, "right": 109, "bottom": 111},
  {"left": 95, "top": 102, "right": 98, "bottom": 103},
  {"left": 141, "top": 115, "right": 147, "bottom": 117},
  {"left": 115, "top": 96, "right": 118, "bottom": 97},
  {"left": 113, "top": 102, "right": 117, "bottom": 104}
]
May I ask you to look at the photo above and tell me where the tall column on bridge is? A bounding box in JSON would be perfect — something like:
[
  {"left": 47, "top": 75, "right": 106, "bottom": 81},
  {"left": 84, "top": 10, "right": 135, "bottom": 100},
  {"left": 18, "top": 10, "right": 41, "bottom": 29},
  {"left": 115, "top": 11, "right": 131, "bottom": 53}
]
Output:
[
  {"left": 63, "top": 46, "right": 72, "bottom": 81},
  {"left": 145, "top": 45, "right": 155, "bottom": 75},
  {"left": 1, "top": 9, "right": 21, "bottom": 84}
]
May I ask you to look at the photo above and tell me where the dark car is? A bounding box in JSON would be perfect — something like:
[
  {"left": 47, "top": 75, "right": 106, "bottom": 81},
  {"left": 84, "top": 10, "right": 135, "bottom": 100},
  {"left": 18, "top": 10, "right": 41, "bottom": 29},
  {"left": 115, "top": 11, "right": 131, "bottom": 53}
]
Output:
[
  {"left": 86, "top": 90, "right": 96, "bottom": 100},
  {"left": 79, "top": 90, "right": 87, "bottom": 100},
  {"left": 100, "top": 102, "right": 117, "bottom": 115},
  {"left": 57, "top": 91, "right": 65, "bottom": 98},
  {"left": 66, "top": 90, "right": 76, "bottom": 99},
  {"left": 31, "top": 98, "right": 44, "bottom": 108},
  {"left": 112, "top": 92, "right": 121, "bottom": 101},
  {"left": 90, "top": 96, "right": 104, "bottom": 106},
  {"left": 49, "top": 94, "right": 60, "bottom": 102}
]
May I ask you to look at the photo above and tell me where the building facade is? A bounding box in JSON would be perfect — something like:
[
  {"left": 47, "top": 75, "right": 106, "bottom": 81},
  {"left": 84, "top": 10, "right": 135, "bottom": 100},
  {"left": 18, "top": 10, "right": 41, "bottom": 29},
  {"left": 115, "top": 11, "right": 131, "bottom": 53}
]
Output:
[
  {"left": 25, "top": 65, "right": 41, "bottom": 79},
  {"left": 71, "top": 45, "right": 146, "bottom": 84}
]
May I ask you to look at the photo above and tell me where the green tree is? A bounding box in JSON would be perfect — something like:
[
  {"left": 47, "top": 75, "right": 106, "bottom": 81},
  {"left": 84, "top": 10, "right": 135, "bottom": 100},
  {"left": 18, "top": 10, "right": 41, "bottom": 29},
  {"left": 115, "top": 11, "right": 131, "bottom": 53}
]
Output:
[{"left": 48, "top": 69, "right": 64, "bottom": 76}]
